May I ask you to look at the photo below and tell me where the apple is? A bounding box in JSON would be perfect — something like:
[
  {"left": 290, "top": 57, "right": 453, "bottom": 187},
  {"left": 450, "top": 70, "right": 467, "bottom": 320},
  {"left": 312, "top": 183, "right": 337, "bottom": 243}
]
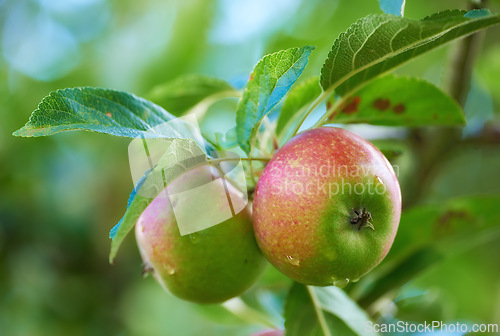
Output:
[
  {"left": 136, "top": 166, "right": 267, "bottom": 303},
  {"left": 252, "top": 127, "right": 401, "bottom": 286}
]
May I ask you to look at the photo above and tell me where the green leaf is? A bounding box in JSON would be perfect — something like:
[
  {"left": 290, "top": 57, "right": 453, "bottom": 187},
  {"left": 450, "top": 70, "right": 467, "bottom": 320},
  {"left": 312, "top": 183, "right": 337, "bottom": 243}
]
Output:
[
  {"left": 276, "top": 76, "right": 321, "bottom": 138},
  {"left": 371, "top": 139, "right": 405, "bottom": 162},
  {"left": 13, "top": 87, "right": 204, "bottom": 144},
  {"left": 320, "top": 10, "right": 500, "bottom": 97},
  {"left": 350, "top": 195, "right": 500, "bottom": 308},
  {"left": 146, "top": 74, "right": 237, "bottom": 116},
  {"left": 284, "top": 283, "right": 377, "bottom": 336},
  {"left": 390, "top": 195, "right": 500, "bottom": 259},
  {"left": 328, "top": 75, "right": 464, "bottom": 126},
  {"left": 214, "top": 127, "right": 238, "bottom": 150},
  {"left": 353, "top": 247, "right": 444, "bottom": 309},
  {"left": 425, "top": 144, "right": 500, "bottom": 202},
  {"left": 236, "top": 46, "right": 315, "bottom": 154},
  {"left": 109, "top": 138, "right": 206, "bottom": 263},
  {"left": 194, "top": 304, "right": 251, "bottom": 326}
]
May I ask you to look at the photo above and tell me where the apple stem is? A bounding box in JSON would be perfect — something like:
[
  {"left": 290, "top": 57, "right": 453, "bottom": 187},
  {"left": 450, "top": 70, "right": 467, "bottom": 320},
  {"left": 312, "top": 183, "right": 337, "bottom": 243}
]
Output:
[
  {"left": 362, "top": 221, "right": 375, "bottom": 231},
  {"left": 142, "top": 263, "right": 154, "bottom": 277},
  {"left": 351, "top": 208, "right": 375, "bottom": 231}
]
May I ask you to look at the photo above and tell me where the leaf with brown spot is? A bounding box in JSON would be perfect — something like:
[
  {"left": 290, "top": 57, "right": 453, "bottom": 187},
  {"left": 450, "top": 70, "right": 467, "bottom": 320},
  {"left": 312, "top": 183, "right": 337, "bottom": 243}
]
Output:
[
  {"left": 386, "top": 195, "right": 500, "bottom": 261},
  {"left": 352, "top": 195, "right": 500, "bottom": 308},
  {"left": 340, "top": 96, "right": 361, "bottom": 115},
  {"left": 392, "top": 103, "right": 406, "bottom": 114},
  {"left": 372, "top": 98, "right": 390, "bottom": 111},
  {"left": 328, "top": 75, "right": 465, "bottom": 126}
]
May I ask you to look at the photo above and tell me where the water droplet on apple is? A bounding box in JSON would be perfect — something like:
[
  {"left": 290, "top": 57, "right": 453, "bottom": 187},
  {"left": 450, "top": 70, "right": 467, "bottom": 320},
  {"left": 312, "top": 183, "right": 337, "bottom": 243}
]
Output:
[
  {"left": 286, "top": 255, "right": 300, "bottom": 266},
  {"left": 189, "top": 233, "right": 199, "bottom": 244},
  {"left": 167, "top": 265, "right": 176, "bottom": 275},
  {"left": 333, "top": 278, "right": 350, "bottom": 288}
]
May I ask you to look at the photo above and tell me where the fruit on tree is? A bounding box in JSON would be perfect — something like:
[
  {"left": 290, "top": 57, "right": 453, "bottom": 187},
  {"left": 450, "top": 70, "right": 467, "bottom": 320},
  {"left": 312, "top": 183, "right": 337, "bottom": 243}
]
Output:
[
  {"left": 252, "top": 127, "right": 401, "bottom": 286},
  {"left": 136, "top": 166, "right": 267, "bottom": 303}
]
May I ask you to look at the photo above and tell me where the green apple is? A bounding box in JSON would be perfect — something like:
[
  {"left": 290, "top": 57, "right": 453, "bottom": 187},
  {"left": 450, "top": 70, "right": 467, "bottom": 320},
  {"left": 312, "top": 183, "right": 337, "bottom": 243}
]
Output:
[
  {"left": 253, "top": 127, "right": 401, "bottom": 286},
  {"left": 136, "top": 166, "right": 267, "bottom": 303}
]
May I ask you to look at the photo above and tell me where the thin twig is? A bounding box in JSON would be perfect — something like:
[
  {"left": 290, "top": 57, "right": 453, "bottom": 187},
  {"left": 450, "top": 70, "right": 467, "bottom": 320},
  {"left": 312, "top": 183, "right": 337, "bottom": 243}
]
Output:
[
  {"left": 211, "top": 156, "right": 271, "bottom": 163},
  {"left": 448, "top": 1, "right": 487, "bottom": 105},
  {"left": 406, "top": 0, "right": 488, "bottom": 206},
  {"left": 307, "top": 286, "right": 332, "bottom": 336},
  {"left": 290, "top": 91, "right": 330, "bottom": 138},
  {"left": 248, "top": 159, "right": 258, "bottom": 186},
  {"left": 261, "top": 116, "right": 280, "bottom": 153}
]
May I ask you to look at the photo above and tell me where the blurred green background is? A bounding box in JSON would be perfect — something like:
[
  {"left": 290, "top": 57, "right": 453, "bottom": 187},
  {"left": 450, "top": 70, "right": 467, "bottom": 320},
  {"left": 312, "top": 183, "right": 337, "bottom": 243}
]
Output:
[{"left": 1, "top": 0, "right": 500, "bottom": 335}]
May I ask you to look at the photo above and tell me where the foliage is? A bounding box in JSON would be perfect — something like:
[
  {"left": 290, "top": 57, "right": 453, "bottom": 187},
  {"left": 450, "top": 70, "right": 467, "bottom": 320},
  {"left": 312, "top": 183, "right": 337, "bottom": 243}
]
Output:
[
  {"left": 4, "top": 1, "right": 500, "bottom": 335},
  {"left": 235, "top": 46, "right": 315, "bottom": 154}
]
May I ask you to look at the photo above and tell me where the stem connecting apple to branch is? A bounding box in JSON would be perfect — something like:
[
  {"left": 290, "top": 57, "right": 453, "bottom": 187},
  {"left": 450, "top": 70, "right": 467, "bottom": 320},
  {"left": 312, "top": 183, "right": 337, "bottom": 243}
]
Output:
[
  {"left": 289, "top": 90, "right": 330, "bottom": 138},
  {"left": 289, "top": 86, "right": 349, "bottom": 140}
]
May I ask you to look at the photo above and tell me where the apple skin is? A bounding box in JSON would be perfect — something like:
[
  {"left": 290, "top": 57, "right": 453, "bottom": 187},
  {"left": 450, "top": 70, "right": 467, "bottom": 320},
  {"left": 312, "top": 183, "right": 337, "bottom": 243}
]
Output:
[
  {"left": 253, "top": 127, "right": 401, "bottom": 286},
  {"left": 135, "top": 166, "right": 267, "bottom": 304}
]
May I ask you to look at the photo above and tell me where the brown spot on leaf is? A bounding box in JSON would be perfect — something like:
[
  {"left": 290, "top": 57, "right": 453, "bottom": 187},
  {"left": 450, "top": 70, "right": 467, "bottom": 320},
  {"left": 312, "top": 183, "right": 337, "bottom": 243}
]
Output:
[
  {"left": 432, "top": 113, "right": 438, "bottom": 120},
  {"left": 326, "top": 101, "right": 332, "bottom": 110},
  {"left": 433, "top": 210, "right": 474, "bottom": 238},
  {"left": 249, "top": 73, "right": 254, "bottom": 81},
  {"left": 393, "top": 103, "right": 406, "bottom": 114},
  {"left": 106, "top": 112, "right": 112, "bottom": 117},
  {"left": 373, "top": 98, "right": 390, "bottom": 111},
  {"left": 338, "top": 96, "right": 361, "bottom": 115}
]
